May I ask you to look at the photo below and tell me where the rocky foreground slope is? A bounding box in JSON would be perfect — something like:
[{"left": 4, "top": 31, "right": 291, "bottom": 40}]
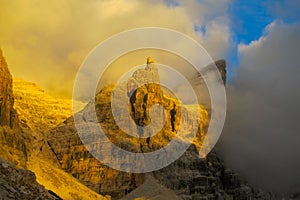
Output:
[{"left": 0, "top": 157, "right": 60, "bottom": 200}]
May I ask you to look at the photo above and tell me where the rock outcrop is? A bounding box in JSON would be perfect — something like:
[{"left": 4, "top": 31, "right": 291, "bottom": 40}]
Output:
[
  {"left": 153, "top": 147, "right": 272, "bottom": 200},
  {"left": 0, "top": 157, "right": 61, "bottom": 200},
  {"left": 216, "top": 59, "right": 227, "bottom": 85},
  {"left": 0, "top": 49, "right": 28, "bottom": 167},
  {"left": 0, "top": 49, "right": 18, "bottom": 128}
]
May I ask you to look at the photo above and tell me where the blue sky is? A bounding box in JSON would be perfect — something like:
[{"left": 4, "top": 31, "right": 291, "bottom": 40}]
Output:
[
  {"left": 226, "top": 0, "right": 300, "bottom": 78},
  {"left": 227, "top": 0, "right": 274, "bottom": 76},
  {"left": 229, "top": 1, "right": 273, "bottom": 45},
  {"left": 162, "top": 0, "right": 300, "bottom": 77},
  {"left": 231, "top": 0, "right": 300, "bottom": 42}
]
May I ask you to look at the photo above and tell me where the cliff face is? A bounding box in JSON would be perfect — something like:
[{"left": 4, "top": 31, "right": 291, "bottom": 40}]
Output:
[
  {"left": 41, "top": 122, "right": 144, "bottom": 199},
  {"left": 153, "top": 147, "right": 272, "bottom": 199},
  {"left": 0, "top": 49, "right": 28, "bottom": 167},
  {"left": 44, "top": 58, "right": 274, "bottom": 200},
  {"left": 40, "top": 58, "right": 249, "bottom": 200},
  {"left": 0, "top": 49, "right": 18, "bottom": 128},
  {"left": 40, "top": 60, "right": 208, "bottom": 199}
]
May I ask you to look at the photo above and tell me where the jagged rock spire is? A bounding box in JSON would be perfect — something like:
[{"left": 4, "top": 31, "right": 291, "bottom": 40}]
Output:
[
  {"left": 127, "top": 57, "right": 160, "bottom": 96},
  {"left": 147, "top": 57, "right": 154, "bottom": 64},
  {"left": 0, "top": 49, "right": 18, "bottom": 128},
  {"left": 145, "top": 57, "right": 158, "bottom": 72}
]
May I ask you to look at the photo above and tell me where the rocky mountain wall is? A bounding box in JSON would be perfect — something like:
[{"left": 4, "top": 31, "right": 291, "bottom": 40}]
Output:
[
  {"left": 0, "top": 49, "right": 18, "bottom": 128},
  {"left": 0, "top": 49, "right": 28, "bottom": 167}
]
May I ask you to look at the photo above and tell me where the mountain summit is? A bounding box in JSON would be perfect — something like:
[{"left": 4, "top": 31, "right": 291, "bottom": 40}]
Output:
[{"left": 0, "top": 53, "right": 273, "bottom": 199}]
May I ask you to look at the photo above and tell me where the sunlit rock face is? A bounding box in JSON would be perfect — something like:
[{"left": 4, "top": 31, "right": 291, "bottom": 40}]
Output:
[
  {"left": 43, "top": 107, "right": 145, "bottom": 199},
  {"left": 13, "top": 79, "right": 85, "bottom": 133},
  {"left": 98, "top": 59, "right": 208, "bottom": 153},
  {"left": 42, "top": 58, "right": 208, "bottom": 199},
  {"left": 0, "top": 49, "right": 18, "bottom": 128}
]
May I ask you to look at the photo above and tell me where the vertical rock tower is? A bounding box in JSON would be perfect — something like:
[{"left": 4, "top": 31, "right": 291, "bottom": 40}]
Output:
[{"left": 0, "top": 49, "right": 18, "bottom": 128}]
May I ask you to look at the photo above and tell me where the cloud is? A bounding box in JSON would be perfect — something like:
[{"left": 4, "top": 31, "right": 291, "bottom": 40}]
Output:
[
  {"left": 218, "top": 21, "right": 300, "bottom": 193},
  {"left": 0, "top": 0, "right": 231, "bottom": 99},
  {"left": 267, "top": 0, "right": 300, "bottom": 21}
]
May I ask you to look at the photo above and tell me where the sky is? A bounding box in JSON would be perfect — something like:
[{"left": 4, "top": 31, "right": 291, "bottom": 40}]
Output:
[
  {"left": 1, "top": 0, "right": 296, "bottom": 97},
  {"left": 1, "top": 0, "right": 300, "bottom": 195},
  {"left": 219, "top": 0, "right": 300, "bottom": 194}
]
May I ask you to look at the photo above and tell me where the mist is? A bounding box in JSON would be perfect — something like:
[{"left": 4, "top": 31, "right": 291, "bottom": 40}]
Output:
[{"left": 218, "top": 21, "right": 300, "bottom": 194}]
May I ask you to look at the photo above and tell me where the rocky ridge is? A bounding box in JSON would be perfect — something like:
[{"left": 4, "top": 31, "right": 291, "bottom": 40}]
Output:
[
  {"left": 0, "top": 49, "right": 28, "bottom": 167},
  {"left": 13, "top": 78, "right": 85, "bottom": 133},
  {"left": 0, "top": 157, "right": 61, "bottom": 200},
  {"left": 0, "top": 49, "right": 18, "bottom": 129}
]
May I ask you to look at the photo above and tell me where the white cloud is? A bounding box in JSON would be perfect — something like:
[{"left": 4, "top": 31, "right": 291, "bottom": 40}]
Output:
[{"left": 219, "top": 21, "right": 300, "bottom": 193}]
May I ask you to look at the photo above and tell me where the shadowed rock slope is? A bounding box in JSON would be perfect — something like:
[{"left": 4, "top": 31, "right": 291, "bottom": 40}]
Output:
[{"left": 0, "top": 157, "right": 61, "bottom": 200}]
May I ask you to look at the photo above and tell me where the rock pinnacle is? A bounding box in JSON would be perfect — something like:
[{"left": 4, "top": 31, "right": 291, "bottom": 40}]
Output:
[{"left": 147, "top": 57, "right": 154, "bottom": 64}]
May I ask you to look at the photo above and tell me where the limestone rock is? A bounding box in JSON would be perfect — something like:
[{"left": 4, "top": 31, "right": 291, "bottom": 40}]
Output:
[
  {"left": 153, "top": 147, "right": 273, "bottom": 199},
  {"left": 41, "top": 58, "right": 208, "bottom": 199},
  {"left": 43, "top": 120, "right": 144, "bottom": 199}
]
